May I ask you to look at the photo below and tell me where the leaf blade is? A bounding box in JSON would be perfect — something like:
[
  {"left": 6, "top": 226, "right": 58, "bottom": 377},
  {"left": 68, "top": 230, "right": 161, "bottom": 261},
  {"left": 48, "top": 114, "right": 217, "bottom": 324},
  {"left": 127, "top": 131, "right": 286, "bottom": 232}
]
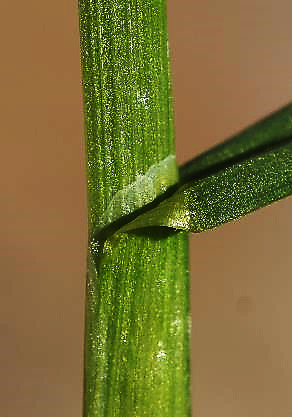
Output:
[
  {"left": 122, "top": 140, "right": 292, "bottom": 233},
  {"left": 180, "top": 102, "right": 292, "bottom": 182}
]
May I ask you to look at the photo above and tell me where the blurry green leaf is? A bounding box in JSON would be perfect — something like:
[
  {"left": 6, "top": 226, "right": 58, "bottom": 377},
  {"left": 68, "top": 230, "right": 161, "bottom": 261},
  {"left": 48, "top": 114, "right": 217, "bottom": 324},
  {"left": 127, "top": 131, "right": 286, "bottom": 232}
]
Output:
[{"left": 180, "top": 103, "right": 292, "bottom": 181}]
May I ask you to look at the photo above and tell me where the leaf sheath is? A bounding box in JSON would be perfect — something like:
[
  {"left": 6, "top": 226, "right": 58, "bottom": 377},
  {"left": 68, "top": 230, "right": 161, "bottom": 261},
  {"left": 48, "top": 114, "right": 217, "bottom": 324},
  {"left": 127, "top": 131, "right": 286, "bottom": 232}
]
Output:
[{"left": 78, "top": 1, "right": 191, "bottom": 416}]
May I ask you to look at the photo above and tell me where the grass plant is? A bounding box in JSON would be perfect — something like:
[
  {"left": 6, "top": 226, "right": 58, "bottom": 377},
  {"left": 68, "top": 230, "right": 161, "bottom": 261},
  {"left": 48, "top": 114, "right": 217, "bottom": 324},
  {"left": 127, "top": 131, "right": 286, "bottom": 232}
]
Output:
[{"left": 78, "top": 1, "right": 292, "bottom": 416}]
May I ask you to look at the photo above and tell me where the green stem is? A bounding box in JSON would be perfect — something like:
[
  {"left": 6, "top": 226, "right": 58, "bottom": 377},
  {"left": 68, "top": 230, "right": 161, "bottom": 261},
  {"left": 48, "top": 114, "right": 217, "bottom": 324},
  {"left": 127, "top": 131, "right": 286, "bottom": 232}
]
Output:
[{"left": 78, "top": 1, "right": 190, "bottom": 416}]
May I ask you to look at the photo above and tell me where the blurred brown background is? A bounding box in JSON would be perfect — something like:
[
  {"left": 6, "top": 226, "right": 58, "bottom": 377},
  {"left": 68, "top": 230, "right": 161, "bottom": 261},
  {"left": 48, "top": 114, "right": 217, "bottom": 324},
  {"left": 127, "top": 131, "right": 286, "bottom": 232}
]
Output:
[{"left": 1, "top": 1, "right": 291, "bottom": 416}]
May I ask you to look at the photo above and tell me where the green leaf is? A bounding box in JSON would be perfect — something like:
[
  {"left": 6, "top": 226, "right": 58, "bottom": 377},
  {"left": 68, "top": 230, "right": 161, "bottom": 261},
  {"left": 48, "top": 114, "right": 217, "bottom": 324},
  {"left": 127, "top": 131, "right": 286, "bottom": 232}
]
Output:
[
  {"left": 180, "top": 103, "right": 292, "bottom": 181},
  {"left": 120, "top": 105, "right": 292, "bottom": 234}
]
